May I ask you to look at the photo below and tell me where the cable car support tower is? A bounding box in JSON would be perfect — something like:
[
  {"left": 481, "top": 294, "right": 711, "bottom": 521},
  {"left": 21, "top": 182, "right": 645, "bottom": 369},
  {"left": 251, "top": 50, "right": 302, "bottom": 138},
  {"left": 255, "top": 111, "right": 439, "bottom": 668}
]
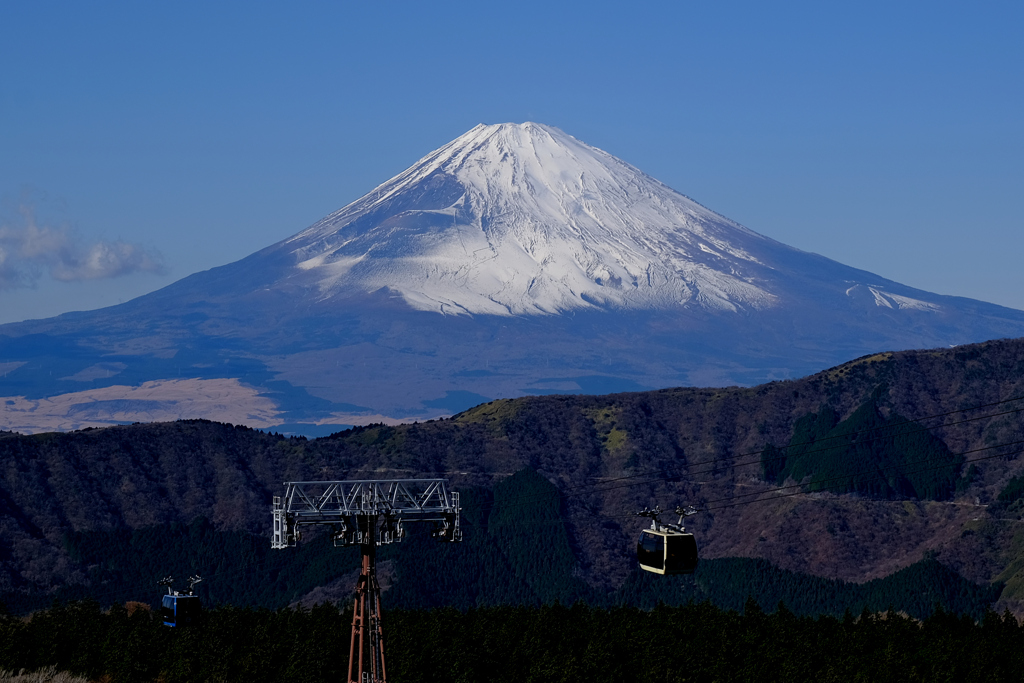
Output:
[{"left": 272, "top": 479, "right": 461, "bottom": 683}]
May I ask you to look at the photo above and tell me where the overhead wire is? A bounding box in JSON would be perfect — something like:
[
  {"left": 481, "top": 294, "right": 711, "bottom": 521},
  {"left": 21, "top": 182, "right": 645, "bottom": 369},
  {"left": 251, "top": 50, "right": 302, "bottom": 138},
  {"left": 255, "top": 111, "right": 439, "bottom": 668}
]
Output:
[
  {"left": 704, "top": 444, "right": 1024, "bottom": 512},
  {"left": 699, "top": 440, "right": 1024, "bottom": 508},
  {"left": 436, "top": 395, "right": 1024, "bottom": 516},
  {"left": 412, "top": 395, "right": 1024, "bottom": 540},
  {"left": 561, "top": 396, "right": 1024, "bottom": 496},
  {"left": 321, "top": 401, "right": 1024, "bottom": 533},
  {"left": 574, "top": 435, "right": 1024, "bottom": 505},
  {"left": 391, "top": 394, "right": 1024, "bottom": 497},
  {"left": 502, "top": 436, "right": 1024, "bottom": 523},
  {"left": 259, "top": 394, "right": 1024, "bottom": 539}
]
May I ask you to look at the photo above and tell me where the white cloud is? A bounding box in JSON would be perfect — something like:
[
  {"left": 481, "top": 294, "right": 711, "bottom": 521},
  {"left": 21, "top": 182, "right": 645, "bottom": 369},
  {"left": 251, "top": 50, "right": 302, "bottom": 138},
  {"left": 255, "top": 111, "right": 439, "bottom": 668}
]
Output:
[{"left": 0, "top": 205, "right": 167, "bottom": 290}]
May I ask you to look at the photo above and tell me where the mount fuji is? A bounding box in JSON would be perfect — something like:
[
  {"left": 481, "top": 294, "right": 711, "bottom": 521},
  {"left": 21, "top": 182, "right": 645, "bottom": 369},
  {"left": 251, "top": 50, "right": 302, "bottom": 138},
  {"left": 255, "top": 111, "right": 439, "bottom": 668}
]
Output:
[
  {"left": 3, "top": 122, "right": 1023, "bottom": 434},
  {"left": 281, "top": 122, "right": 778, "bottom": 316}
]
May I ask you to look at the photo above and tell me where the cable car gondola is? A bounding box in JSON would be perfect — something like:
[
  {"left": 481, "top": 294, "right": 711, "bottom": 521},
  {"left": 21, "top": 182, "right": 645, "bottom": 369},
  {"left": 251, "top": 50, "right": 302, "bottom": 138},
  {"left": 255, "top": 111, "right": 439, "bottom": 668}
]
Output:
[
  {"left": 158, "top": 575, "right": 202, "bottom": 627},
  {"left": 636, "top": 506, "right": 699, "bottom": 575}
]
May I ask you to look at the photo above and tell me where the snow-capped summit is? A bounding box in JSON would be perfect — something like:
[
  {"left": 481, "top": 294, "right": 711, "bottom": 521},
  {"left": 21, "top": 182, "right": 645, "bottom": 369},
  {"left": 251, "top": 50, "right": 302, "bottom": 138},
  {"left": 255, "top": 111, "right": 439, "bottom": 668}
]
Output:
[{"left": 275, "top": 122, "right": 780, "bottom": 315}]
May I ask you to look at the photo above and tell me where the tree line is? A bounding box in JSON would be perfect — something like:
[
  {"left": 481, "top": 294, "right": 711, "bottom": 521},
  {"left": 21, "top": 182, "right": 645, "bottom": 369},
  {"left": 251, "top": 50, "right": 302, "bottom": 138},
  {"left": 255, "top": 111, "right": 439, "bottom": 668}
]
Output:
[{"left": 2, "top": 599, "right": 1023, "bottom": 683}]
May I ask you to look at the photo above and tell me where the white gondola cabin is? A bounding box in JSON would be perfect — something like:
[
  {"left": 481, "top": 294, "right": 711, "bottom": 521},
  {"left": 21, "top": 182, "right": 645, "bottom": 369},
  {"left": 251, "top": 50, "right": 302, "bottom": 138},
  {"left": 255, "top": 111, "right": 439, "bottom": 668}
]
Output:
[{"left": 636, "top": 506, "right": 699, "bottom": 575}]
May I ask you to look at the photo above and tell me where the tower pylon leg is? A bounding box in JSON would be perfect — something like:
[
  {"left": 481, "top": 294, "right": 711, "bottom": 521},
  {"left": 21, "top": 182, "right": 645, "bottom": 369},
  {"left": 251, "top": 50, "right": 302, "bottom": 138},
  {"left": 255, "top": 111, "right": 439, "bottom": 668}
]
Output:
[{"left": 349, "top": 527, "right": 386, "bottom": 683}]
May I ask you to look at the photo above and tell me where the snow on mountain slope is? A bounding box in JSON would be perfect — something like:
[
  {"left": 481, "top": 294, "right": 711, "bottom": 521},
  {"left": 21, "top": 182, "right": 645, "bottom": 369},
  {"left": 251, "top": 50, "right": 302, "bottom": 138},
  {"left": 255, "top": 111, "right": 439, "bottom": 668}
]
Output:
[{"left": 275, "top": 122, "right": 783, "bottom": 315}]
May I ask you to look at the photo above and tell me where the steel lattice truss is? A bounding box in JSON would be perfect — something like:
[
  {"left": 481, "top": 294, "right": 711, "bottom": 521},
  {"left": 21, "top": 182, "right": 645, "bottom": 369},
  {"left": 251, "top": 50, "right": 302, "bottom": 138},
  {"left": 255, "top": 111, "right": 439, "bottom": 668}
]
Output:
[{"left": 272, "top": 479, "right": 461, "bottom": 549}]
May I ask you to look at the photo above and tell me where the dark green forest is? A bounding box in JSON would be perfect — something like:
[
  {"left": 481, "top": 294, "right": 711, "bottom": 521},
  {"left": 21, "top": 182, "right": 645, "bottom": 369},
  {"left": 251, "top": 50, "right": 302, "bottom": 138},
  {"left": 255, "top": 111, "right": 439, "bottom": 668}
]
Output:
[
  {"left": 761, "top": 398, "right": 964, "bottom": 500},
  {"left": 2, "top": 600, "right": 1023, "bottom": 683}
]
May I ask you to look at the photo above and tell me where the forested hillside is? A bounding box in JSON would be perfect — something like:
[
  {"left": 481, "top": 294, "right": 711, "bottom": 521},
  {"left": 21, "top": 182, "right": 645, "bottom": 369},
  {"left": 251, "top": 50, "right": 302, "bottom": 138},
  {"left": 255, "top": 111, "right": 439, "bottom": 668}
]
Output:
[
  {"left": 1, "top": 337, "right": 1024, "bottom": 614},
  {"left": 1, "top": 470, "right": 1000, "bottom": 620}
]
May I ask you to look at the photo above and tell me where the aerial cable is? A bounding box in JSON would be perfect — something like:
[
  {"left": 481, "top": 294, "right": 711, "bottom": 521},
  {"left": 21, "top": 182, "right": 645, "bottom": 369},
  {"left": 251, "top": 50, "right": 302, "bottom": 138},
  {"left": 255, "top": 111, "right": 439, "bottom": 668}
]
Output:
[
  {"left": 554, "top": 399, "right": 1024, "bottom": 496},
  {"left": 593, "top": 438, "right": 1024, "bottom": 524},
  {"left": 696, "top": 438, "right": 1024, "bottom": 508},
  {"left": 580, "top": 405, "right": 1024, "bottom": 499},
  {"left": 580, "top": 437, "right": 1024, "bottom": 504},
  {"left": 396, "top": 434, "right": 1024, "bottom": 531},
  {"left": 366, "top": 394, "right": 1024, "bottom": 485},
  {"left": 703, "top": 445, "right": 1024, "bottom": 512},
  {"left": 417, "top": 436, "right": 1024, "bottom": 529},
  {"left": 384, "top": 394, "right": 1024, "bottom": 513},
  {"left": 448, "top": 402, "right": 1024, "bottom": 519},
  {"left": 263, "top": 397, "right": 1024, "bottom": 552}
]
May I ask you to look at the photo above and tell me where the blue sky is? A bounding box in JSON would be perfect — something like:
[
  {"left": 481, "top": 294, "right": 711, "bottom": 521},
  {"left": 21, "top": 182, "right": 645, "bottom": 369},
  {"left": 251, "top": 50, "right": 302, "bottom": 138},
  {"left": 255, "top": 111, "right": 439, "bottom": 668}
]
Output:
[{"left": 2, "top": 1, "right": 1021, "bottom": 324}]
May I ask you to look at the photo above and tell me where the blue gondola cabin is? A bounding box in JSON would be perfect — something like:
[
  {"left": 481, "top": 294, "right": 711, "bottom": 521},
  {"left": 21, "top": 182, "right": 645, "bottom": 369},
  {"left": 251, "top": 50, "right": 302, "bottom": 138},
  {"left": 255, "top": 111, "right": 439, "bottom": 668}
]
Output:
[{"left": 161, "top": 593, "right": 200, "bottom": 627}]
